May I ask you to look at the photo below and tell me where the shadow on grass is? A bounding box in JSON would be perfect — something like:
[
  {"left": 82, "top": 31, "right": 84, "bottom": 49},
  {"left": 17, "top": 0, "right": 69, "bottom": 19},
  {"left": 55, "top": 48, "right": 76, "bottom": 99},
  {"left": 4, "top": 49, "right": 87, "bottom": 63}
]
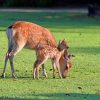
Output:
[
  {"left": 0, "top": 29, "right": 6, "bottom": 31},
  {"left": 0, "top": 93, "right": 100, "bottom": 100},
  {"left": 0, "top": 98, "right": 28, "bottom": 100},
  {"left": 70, "top": 46, "right": 100, "bottom": 54},
  {"left": 34, "top": 93, "right": 100, "bottom": 100}
]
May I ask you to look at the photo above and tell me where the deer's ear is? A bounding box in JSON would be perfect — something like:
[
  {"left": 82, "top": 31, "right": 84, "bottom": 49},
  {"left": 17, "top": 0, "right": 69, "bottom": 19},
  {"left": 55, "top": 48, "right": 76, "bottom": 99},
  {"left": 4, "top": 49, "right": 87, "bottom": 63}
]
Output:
[{"left": 68, "top": 54, "right": 75, "bottom": 58}]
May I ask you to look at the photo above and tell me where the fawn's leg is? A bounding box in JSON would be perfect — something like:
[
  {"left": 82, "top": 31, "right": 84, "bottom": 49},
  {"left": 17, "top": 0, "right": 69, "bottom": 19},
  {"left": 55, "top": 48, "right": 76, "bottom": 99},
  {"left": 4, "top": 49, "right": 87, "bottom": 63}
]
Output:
[
  {"left": 34, "top": 60, "right": 44, "bottom": 79},
  {"left": 33, "top": 57, "right": 48, "bottom": 79},
  {"left": 55, "top": 57, "right": 62, "bottom": 79},
  {"left": 34, "top": 66, "right": 39, "bottom": 79},
  {"left": 52, "top": 60, "right": 56, "bottom": 78},
  {"left": 42, "top": 64, "right": 47, "bottom": 78},
  {"left": 56, "top": 61, "right": 62, "bottom": 79}
]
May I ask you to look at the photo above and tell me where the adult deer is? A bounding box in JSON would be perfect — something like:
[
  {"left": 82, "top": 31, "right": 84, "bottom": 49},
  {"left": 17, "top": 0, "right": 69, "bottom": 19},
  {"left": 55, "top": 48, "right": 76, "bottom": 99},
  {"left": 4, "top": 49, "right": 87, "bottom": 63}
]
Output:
[
  {"left": 1, "top": 21, "right": 70, "bottom": 78},
  {"left": 1, "top": 21, "right": 56, "bottom": 78}
]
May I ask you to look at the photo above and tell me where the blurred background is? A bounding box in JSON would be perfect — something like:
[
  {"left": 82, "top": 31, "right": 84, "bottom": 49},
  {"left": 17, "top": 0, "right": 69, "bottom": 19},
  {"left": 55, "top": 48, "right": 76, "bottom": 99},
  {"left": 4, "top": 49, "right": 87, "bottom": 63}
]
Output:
[{"left": 0, "top": 0, "right": 100, "bottom": 8}]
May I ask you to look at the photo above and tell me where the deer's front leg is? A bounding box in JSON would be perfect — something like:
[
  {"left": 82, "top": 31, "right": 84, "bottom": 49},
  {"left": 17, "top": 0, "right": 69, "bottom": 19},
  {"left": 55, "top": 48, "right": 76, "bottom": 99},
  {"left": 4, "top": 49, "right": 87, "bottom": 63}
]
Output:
[{"left": 55, "top": 58, "right": 62, "bottom": 79}]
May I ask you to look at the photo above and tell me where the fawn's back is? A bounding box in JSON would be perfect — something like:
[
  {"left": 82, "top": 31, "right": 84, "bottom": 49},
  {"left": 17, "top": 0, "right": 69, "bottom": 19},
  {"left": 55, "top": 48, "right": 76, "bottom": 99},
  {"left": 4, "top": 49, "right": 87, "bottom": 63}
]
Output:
[{"left": 36, "top": 45, "right": 62, "bottom": 59}]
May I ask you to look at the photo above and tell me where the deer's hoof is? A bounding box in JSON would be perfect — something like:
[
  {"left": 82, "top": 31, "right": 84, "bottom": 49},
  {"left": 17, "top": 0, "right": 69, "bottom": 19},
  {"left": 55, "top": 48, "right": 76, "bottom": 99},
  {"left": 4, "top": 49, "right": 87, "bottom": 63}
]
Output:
[
  {"left": 53, "top": 76, "right": 55, "bottom": 79},
  {"left": 60, "top": 76, "right": 62, "bottom": 79},
  {"left": 1, "top": 73, "right": 5, "bottom": 78},
  {"left": 12, "top": 74, "right": 17, "bottom": 78}
]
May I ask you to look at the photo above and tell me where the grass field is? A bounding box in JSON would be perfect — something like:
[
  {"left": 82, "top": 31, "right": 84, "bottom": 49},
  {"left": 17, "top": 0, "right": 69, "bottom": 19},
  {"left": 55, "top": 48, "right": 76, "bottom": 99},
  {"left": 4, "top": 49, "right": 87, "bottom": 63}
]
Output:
[{"left": 0, "top": 11, "right": 100, "bottom": 100}]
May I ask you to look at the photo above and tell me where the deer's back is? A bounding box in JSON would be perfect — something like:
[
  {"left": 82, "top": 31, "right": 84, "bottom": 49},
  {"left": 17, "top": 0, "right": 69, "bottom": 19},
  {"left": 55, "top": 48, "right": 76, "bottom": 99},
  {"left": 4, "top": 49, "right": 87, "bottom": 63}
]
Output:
[{"left": 8, "top": 21, "right": 56, "bottom": 50}]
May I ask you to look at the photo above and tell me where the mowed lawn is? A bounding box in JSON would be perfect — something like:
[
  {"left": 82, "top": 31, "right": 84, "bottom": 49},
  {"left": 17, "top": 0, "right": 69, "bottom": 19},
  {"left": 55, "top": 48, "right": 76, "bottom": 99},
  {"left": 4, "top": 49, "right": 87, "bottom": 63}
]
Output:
[{"left": 0, "top": 11, "right": 100, "bottom": 100}]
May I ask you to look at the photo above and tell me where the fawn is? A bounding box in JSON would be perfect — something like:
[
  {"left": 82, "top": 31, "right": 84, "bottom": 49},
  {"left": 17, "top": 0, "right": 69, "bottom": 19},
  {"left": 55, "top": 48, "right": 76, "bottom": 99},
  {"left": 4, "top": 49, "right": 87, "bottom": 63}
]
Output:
[
  {"left": 41, "top": 39, "right": 71, "bottom": 78},
  {"left": 34, "top": 44, "right": 65, "bottom": 79}
]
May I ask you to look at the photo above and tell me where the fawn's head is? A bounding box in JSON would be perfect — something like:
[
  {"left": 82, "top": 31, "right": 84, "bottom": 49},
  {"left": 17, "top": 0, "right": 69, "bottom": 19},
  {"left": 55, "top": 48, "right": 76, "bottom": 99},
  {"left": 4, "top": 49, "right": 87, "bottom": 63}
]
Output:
[{"left": 59, "top": 51, "right": 74, "bottom": 78}]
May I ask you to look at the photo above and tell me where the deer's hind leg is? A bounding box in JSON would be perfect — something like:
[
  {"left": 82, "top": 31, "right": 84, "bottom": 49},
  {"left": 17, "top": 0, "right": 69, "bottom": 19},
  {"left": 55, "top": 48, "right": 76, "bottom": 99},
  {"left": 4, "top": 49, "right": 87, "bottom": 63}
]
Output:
[
  {"left": 10, "top": 41, "right": 26, "bottom": 78},
  {"left": 1, "top": 53, "right": 9, "bottom": 78},
  {"left": 1, "top": 43, "right": 14, "bottom": 78},
  {"left": 6, "top": 40, "right": 26, "bottom": 78}
]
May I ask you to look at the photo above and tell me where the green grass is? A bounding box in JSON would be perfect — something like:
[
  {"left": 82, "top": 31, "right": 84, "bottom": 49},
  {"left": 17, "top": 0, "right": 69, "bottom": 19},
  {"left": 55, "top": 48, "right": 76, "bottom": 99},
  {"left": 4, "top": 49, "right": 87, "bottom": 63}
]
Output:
[{"left": 0, "top": 11, "right": 100, "bottom": 100}]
